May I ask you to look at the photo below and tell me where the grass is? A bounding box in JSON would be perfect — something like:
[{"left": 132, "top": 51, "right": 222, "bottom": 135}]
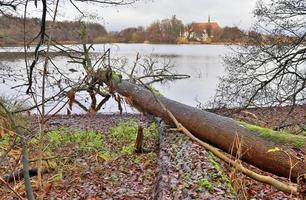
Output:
[
  {"left": 196, "top": 178, "right": 213, "bottom": 191},
  {"left": 0, "top": 134, "right": 10, "bottom": 147},
  {"left": 110, "top": 120, "right": 139, "bottom": 140},
  {"left": 207, "top": 152, "right": 236, "bottom": 195},
  {"left": 30, "top": 126, "right": 105, "bottom": 155},
  {"left": 28, "top": 119, "right": 158, "bottom": 166},
  {"left": 1, "top": 117, "right": 159, "bottom": 199},
  {"left": 239, "top": 121, "right": 306, "bottom": 149},
  {"left": 28, "top": 119, "right": 158, "bottom": 158},
  {"left": 110, "top": 119, "right": 158, "bottom": 155},
  {"left": 120, "top": 145, "right": 135, "bottom": 155}
]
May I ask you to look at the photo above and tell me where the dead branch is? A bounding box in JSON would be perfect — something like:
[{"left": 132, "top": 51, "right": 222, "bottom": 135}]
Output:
[
  {"left": 0, "top": 177, "right": 24, "bottom": 200},
  {"left": 0, "top": 102, "right": 35, "bottom": 200}
]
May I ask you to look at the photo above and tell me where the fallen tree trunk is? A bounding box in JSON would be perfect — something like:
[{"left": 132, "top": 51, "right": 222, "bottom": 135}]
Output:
[{"left": 110, "top": 80, "right": 305, "bottom": 182}]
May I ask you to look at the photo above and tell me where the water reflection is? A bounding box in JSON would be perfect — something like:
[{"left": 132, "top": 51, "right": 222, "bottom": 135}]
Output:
[{"left": 0, "top": 43, "right": 228, "bottom": 113}]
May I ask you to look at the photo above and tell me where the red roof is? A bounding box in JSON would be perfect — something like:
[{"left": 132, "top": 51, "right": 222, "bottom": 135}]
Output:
[{"left": 191, "top": 22, "right": 220, "bottom": 32}]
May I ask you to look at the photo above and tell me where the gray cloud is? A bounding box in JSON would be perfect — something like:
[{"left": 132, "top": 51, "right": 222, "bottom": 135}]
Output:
[
  {"left": 96, "top": 0, "right": 258, "bottom": 31},
  {"left": 23, "top": 0, "right": 258, "bottom": 32}
]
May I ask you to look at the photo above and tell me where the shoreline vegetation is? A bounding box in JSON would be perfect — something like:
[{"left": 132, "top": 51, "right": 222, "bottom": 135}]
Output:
[
  {"left": 0, "top": 40, "right": 237, "bottom": 47},
  {"left": 0, "top": 15, "right": 258, "bottom": 48}
]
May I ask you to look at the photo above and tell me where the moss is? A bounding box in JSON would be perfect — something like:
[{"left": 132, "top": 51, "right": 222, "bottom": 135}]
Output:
[
  {"left": 196, "top": 178, "right": 212, "bottom": 191},
  {"left": 111, "top": 73, "right": 122, "bottom": 82},
  {"left": 148, "top": 86, "right": 163, "bottom": 97},
  {"left": 208, "top": 152, "right": 236, "bottom": 195},
  {"left": 208, "top": 152, "right": 222, "bottom": 171},
  {"left": 239, "top": 121, "right": 306, "bottom": 149}
]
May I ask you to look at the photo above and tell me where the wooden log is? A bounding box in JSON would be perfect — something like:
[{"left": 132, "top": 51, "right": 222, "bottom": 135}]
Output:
[{"left": 109, "top": 80, "right": 306, "bottom": 182}]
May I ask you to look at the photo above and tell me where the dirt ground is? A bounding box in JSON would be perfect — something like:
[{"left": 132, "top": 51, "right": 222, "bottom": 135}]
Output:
[{"left": 0, "top": 108, "right": 304, "bottom": 199}]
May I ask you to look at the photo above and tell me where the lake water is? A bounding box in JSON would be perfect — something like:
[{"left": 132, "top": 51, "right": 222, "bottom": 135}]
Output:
[{"left": 0, "top": 43, "right": 229, "bottom": 114}]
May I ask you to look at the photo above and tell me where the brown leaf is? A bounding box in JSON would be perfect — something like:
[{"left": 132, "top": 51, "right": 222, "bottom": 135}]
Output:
[{"left": 44, "top": 183, "right": 53, "bottom": 195}]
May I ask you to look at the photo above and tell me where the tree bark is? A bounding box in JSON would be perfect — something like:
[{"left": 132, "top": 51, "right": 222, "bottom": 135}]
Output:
[{"left": 110, "top": 80, "right": 305, "bottom": 182}]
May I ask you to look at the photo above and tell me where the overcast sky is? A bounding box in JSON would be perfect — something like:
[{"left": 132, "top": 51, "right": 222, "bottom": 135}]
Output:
[
  {"left": 25, "top": 0, "right": 258, "bottom": 32},
  {"left": 105, "top": 0, "right": 259, "bottom": 31}
]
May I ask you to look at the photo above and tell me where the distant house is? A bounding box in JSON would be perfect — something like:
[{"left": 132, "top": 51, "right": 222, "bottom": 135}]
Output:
[{"left": 184, "top": 17, "right": 220, "bottom": 42}]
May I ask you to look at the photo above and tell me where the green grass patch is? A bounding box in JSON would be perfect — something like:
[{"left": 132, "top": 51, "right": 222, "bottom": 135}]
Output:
[
  {"left": 110, "top": 120, "right": 157, "bottom": 141},
  {"left": 110, "top": 120, "right": 139, "bottom": 141},
  {"left": 208, "top": 152, "right": 236, "bottom": 195},
  {"left": 30, "top": 126, "right": 105, "bottom": 153},
  {"left": 0, "top": 135, "right": 10, "bottom": 147},
  {"left": 239, "top": 121, "right": 306, "bottom": 149},
  {"left": 120, "top": 145, "right": 135, "bottom": 155},
  {"left": 144, "top": 121, "right": 158, "bottom": 137},
  {"left": 196, "top": 178, "right": 213, "bottom": 191},
  {"left": 110, "top": 120, "right": 158, "bottom": 155}
]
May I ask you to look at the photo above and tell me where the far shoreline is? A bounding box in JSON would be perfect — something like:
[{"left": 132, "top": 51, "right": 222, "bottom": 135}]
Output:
[{"left": 0, "top": 41, "right": 236, "bottom": 48}]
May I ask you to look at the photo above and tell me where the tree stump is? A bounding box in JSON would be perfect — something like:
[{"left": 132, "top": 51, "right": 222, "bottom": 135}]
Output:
[{"left": 135, "top": 125, "right": 144, "bottom": 153}]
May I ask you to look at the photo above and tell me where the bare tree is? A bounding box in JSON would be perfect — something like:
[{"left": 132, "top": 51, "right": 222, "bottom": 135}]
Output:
[
  {"left": 0, "top": 1, "right": 153, "bottom": 199},
  {"left": 65, "top": 27, "right": 190, "bottom": 114},
  {"left": 211, "top": 0, "right": 306, "bottom": 108},
  {"left": 0, "top": 4, "right": 188, "bottom": 198},
  {"left": 0, "top": 0, "right": 23, "bottom": 14}
]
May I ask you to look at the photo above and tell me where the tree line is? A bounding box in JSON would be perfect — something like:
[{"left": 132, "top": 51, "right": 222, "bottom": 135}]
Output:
[
  {"left": 102, "top": 15, "right": 249, "bottom": 44},
  {"left": 0, "top": 15, "right": 262, "bottom": 46},
  {"left": 0, "top": 16, "right": 107, "bottom": 45}
]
